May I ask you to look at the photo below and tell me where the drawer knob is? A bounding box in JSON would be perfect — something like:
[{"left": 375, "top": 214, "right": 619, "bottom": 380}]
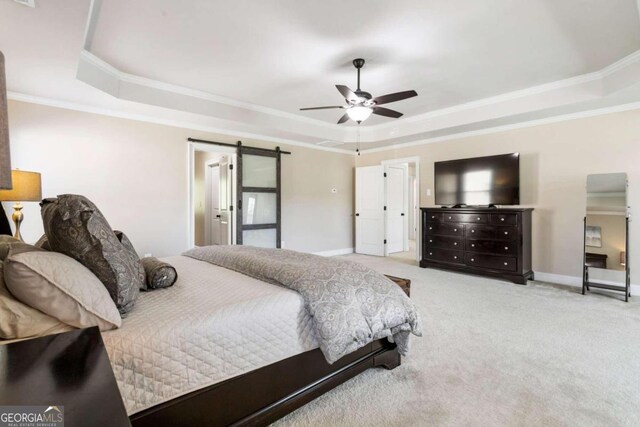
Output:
[
  {"left": 505, "top": 246, "right": 509, "bottom": 250},
  {"left": 429, "top": 227, "right": 432, "bottom": 230},
  {"left": 504, "top": 231, "right": 508, "bottom": 235},
  {"left": 471, "top": 244, "right": 475, "bottom": 247},
  {"left": 429, "top": 239, "right": 433, "bottom": 243},
  {"left": 471, "top": 230, "right": 475, "bottom": 233},
  {"left": 504, "top": 262, "right": 508, "bottom": 266},
  {"left": 471, "top": 258, "right": 475, "bottom": 262},
  {"left": 477, "top": 217, "right": 481, "bottom": 220},
  {"left": 454, "top": 256, "right": 458, "bottom": 259},
  {"left": 501, "top": 218, "right": 505, "bottom": 222},
  {"left": 454, "top": 228, "right": 457, "bottom": 232},
  {"left": 448, "top": 216, "right": 452, "bottom": 219},
  {"left": 454, "top": 242, "right": 458, "bottom": 246},
  {"left": 431, "top": 215, "right": 435, "bottom": 219},
  {"left": 429, "top": 252, "right": 433, "bottom": 255}
]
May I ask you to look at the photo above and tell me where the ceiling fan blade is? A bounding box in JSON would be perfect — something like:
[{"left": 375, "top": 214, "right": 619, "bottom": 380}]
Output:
[
  {"left": 373, "top": 90, "right": 417, "bottom": 105},
  {"left": 300, "top": 106, "right": 344, "bottom": 111},
  {"left": 336, "top": 85, "right": 358, "bottom": 102},
  {"left": 372, "top": 106, "right": 403, "bottom": 119},
  {"left": 337, "top": 113, "right": 350, "bottom": 124}
]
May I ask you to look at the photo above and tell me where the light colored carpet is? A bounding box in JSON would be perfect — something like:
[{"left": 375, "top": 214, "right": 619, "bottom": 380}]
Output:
[{"left": 274, "top": 254, "right": 640, "bottom": 427}]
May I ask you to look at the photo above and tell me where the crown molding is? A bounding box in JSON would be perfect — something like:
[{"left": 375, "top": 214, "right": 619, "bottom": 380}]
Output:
[
  {"left": 359, "top": 101, "right": 640, "bottom": 154},
  {"left": 6, "top": 91, "right": 356, "bottom": 155}
]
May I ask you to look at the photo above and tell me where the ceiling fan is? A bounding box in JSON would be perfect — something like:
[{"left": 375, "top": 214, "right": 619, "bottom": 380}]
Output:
[{"left": 300, "top": 58, "right": 418, "bottom": 124}]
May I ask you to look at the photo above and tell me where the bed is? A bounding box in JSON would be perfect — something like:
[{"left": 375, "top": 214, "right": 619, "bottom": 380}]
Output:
[{"left": 101, "top": 255, "right": 411, "bottom": 426}]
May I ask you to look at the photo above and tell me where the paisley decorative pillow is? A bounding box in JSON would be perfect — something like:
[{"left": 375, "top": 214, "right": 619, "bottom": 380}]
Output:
[
  {"left": 114, "top": 230, "right": 146, "bottom": 289},
  {"left": 40, "top": 195, "right": 141, "bottom": 315}
]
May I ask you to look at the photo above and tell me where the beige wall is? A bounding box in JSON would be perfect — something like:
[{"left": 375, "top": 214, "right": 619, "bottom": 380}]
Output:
[
  {"left": 358, "top": 109, "right": 640, "bottom": 280},
  {"left": 6, "top": 100, "right": 355, "bottom": 256}
]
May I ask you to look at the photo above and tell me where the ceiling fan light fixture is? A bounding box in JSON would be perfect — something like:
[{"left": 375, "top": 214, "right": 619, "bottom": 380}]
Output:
[{"left": 346, "top": 106, "right": 373, "bottom": 123}]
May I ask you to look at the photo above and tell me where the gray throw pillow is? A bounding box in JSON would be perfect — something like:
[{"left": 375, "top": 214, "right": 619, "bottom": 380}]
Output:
[
  {"left": 40, "top": 195, "right": 141, "bottom": 315},
  {"left": 140, "top": 257, "right": 177, "bottom": 290},
  {"left": 114, "top": 230, "right": 146, "bottom": 289}
]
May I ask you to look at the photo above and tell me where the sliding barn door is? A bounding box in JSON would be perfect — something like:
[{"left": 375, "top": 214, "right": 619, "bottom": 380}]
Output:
[
  {"left": 236, "top": 145, "right": 281, "bottom": 248},
  {"left": 355, "top": 165, "right": 385, "bottom": 256},
  {"left": 218, "top": 156, "right": 233, "bottom": 245}
]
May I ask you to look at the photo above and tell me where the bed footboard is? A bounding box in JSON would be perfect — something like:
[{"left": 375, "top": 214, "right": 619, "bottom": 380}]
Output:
[{"left": 130, "top": 340, "right": 400, "bottom": 427}]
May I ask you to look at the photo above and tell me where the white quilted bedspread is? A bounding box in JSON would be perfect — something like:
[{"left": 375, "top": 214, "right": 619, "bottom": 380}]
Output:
[{"left": 100, "top": 256, "right": 318, "bottom": 415}]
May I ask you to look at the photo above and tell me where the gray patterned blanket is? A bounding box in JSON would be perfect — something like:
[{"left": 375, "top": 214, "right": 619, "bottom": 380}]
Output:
[{"left": 183, "top": 245, "right": 422, "bottom": 363}]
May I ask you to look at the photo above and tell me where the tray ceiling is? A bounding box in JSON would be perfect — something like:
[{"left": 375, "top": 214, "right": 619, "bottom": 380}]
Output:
[{"left": 2, "top": 0, "right": 640, "bottom": 152}]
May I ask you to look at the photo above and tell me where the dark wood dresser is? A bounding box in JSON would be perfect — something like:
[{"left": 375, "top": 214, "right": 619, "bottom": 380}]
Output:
[{"left": 420, "top": 207, "right": 534, "bottom": 284}]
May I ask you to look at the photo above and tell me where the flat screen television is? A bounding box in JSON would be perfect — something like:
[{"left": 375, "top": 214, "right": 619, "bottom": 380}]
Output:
[{"left": 434, "top": 153, "right": 520, "bottom": 206}]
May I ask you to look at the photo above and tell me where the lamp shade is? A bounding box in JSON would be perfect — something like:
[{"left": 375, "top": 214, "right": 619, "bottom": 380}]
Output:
[
  {"left": 0, "top": 170, "right": 41, "bottom": 202},
  {"left": 0, "top": 51, "right": 13, "bottom": 189},
  {"left": 346, "top": 106, "right": 373, "bottom": 123}
]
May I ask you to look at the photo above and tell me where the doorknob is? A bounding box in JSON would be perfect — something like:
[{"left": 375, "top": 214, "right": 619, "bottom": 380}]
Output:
[
  {"left": 401, "top": 213, "right": 405, "bottom": 216},
  {"left": 355, "top": 213, "right": 360, "bottom": 216},
  {"left": 216, "top": 215, "right": 221, "bottom": 218}
]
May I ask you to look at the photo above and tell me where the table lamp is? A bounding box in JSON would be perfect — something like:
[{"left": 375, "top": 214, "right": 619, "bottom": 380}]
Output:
[{"left": 0, "top": 170, "right": 42, "bottom": 241}]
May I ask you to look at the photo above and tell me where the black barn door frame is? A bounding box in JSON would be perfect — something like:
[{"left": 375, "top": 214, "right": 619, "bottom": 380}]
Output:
[{"left": 236, "top": 142, "right": 282, "bottom": 248}]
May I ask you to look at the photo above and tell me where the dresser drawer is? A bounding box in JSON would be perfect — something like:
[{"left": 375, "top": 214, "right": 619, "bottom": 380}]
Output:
[
  {"left": 425, "top": 235, "right": 464, "bottom": 250},
  {"left": 494, "top": 226, "right": 518, "bottom": 241},
  {"left": 467, "top": 239, "right": 517, "bottom": 256},
  {"left": 465, "top": 253, "right": 517, "bottom": 272},
  {"left": 491, "top": 213, "right": 518, "bottom": 225},
  {"left": 444, "top": 213, "right": 489, "bottom": 224},
  {"left": 425, "top": 212, "right": 443, "bottom": 223},
  {"left": 465, "top": 224, "right": 495, "bottom": 239},
  {"left": 423, "top": 248, "right": 464, "bottom": 265},
  {"left": 425, "top": 222, "right": 464, "bottom": 237}
]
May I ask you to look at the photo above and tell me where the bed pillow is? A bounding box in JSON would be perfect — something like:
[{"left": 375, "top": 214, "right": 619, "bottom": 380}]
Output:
[
  {"left": 140, "top": 257, "right": 177, "bottom": 290},
  {"left": 34, "top": 234, "right": 51, "bottom": 250},
  {"left": 114, "top": 230, "right": 146, "bottom": 287},
  {"left": 41, "top": 195, "right": 141, "bottom": 315},
  {"left": 0, "top": 235, "right": 20, "bottom": 261},
  {"left": 0, "top": 260, "right": 74, "bottom": 340},
  {"left": 4, "top": 245, "right": 121, "bottom": 331}
]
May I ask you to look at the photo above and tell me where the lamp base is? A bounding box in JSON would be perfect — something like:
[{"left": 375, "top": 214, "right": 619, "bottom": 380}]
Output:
[{"left": 12, "top": 202, "right": 24, "bottom": 242}]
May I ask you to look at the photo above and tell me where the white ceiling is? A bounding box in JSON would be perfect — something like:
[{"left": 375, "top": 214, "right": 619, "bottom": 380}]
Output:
[
  {"left": 89, "top": 0, "right": 640, "bottom": 123},
  {"left": 2, "top": 0, "right": 640, "bottom": 152}
]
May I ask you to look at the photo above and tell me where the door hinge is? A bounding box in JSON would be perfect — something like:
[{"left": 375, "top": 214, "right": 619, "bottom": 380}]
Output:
[
  {"left": 384, "top": 206, "right": 387, "bottom": 211},
  {"left": 384, "top": 172, "right": 387, "bottom": 177},
  {"left": 238, "top": 200, "right": 242, "bottom": 210},
  {"left": 229, "top": 164, "right": 234, "bottom": 170},
  {"left": 384, "top": 239, "right": 387, "bottom": 244},
  {"left": 230, "top": 205, "right": 234, "bottom": 211}
]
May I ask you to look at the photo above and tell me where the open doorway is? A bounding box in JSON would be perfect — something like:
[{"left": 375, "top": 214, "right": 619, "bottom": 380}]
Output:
[
  {"left": 354, "top": 157, "right": 420, "bottom": 263},
  {"left": 189, "top": 142, "right": 236, "bottom": 248},
  {"left": 384, "top": 158, "right": 419, "bottom": 263}
]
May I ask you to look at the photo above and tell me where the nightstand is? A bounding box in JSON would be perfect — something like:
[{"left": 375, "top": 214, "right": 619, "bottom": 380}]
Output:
[{"left": 0, "top": 327, "right": 130, "bottom": 427}]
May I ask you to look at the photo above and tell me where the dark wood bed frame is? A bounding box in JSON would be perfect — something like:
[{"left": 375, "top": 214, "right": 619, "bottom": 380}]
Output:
[{"left": 130, "top": 275, "right": 411, "bottom": 427}]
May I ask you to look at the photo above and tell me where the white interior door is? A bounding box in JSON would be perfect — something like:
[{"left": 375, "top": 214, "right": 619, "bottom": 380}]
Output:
[
  {"left": 218, "top": 156, "right": 232, "bottom": 245},
  {"left": 356, "top": 165, "right": 385, "bottom": 256},
  {"left": 210, "top": 165, "right": 221, "bottom": 245},
  {"left": 385, "top": 164, "right": 408, "bottom": 254}
]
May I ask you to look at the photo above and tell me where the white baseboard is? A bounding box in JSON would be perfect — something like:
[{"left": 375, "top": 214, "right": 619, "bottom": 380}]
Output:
[
  {"left": 535, "top": 271, "right": 640, "bottom": 294},
  {"left": 313, "top": 248, "right": 354, "bottom": 257}
]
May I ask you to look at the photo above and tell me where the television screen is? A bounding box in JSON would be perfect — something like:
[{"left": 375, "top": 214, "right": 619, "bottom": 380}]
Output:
[{"left": 435, "top": 153, "right": 520, "bottom": 206}]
